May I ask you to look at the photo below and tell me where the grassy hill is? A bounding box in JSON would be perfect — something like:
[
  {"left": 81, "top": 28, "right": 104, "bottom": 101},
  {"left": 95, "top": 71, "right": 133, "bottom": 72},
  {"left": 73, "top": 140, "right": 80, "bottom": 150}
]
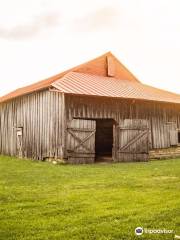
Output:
[{"left": 0, "top": 156, "right": 180, "bottom": 240}]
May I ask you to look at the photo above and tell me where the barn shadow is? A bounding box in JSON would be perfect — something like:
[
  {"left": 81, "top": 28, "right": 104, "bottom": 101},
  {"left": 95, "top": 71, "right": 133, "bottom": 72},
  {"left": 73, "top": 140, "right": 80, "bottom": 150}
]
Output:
[{"left": 95, "top": 119, "right": 116, "bottom": 163}]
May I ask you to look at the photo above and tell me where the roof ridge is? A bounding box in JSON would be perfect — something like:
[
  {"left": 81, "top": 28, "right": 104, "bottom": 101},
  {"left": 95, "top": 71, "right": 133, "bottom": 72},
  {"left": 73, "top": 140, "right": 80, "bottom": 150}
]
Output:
[
  {"left": 0, "top": 52, "right": 111, "bottom": 103},
  {"left": 109, "top": 53, "right": 141, "bottom": 83},
  {"left": 1, "top": 51, "right": 179, "bottom": 103}
]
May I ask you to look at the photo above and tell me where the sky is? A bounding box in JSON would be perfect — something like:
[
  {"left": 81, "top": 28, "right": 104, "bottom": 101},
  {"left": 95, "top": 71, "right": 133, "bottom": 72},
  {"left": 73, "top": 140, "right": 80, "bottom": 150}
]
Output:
[{"left": 0, "top": 0, "right": 180, "bottom": 96}]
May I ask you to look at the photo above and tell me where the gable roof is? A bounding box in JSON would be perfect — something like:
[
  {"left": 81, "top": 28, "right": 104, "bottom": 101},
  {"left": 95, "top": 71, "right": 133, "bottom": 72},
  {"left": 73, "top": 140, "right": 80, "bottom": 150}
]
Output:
[
  {"left": 0, "top": 52, "right": 139, "bottom": 103},
  {"left": 0, "top": 51, "right": 180, "bottom": 104},
  {"left": 52, "top": 72, "right": 180, "bottom": 104}
]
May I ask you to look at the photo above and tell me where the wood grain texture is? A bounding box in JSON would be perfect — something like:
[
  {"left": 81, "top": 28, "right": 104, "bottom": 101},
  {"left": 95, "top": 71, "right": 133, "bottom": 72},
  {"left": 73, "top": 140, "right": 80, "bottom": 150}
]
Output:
[
  {"left": 113, "top": 119, "right": 149, "bottom": 162},
  {"left": 65, "top": 95, "right": 180, "bottom": 161},
  {"left": 0, "top": 90, "right": 65, "bottom": 160},
  {"left": 66, "top": 119, "right": 96, "bottom": 164},
  {"left": 1, "top": 90, "right": 180, "bottom": 163}
]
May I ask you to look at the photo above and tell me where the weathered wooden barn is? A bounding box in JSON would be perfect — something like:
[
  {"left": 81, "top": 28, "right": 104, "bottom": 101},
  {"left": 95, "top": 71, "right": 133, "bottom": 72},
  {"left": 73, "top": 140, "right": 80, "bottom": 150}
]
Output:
[{"left": 0, "top": 52, "right": 180, "bottom": 163}]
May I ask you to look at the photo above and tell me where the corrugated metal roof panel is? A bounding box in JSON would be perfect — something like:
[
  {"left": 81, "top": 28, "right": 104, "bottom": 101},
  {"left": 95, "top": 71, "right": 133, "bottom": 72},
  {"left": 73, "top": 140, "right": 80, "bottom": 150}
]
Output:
[
  {"left": 0, "top": 52, "right": 140, "bottom": 103},
  {"left": 52, "top": 72, "right": 180, "bottom": 104}
]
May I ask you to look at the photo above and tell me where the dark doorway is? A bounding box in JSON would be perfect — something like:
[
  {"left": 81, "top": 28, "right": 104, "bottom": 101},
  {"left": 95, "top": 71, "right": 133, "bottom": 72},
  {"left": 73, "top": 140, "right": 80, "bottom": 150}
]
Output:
[
  {"left": 95, "top": 119, "right": 114, "bottom": 162},
  {"left": 178, "top": 131, "right": 180, "bottom": 144}
]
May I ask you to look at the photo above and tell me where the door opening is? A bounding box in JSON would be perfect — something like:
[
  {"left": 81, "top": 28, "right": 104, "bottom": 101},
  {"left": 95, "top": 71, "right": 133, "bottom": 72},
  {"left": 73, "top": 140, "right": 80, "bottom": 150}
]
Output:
[{"left": 95, "top": 119, "right": 114, "bottom": 162}]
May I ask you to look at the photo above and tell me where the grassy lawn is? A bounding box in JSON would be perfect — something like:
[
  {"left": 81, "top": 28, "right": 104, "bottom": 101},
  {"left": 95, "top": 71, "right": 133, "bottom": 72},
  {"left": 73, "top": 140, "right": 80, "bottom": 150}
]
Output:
[{"left": 0, "top": 156, "right": 180, "bottom": 240}]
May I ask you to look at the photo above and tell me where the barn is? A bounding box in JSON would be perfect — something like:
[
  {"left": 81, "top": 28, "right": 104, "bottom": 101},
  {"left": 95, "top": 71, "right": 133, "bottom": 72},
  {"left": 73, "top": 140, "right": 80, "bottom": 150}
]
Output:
[{"left": 0, "top": 52, "right": 180, "bottom": 163}]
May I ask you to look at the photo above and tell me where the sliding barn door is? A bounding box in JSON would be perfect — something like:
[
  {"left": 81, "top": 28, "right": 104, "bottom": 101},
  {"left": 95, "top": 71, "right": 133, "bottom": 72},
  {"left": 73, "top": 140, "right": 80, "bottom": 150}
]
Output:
[
  {"left": 66, "top": 119, "right": 96, "bottom": 163},
  {"left": 113, "top": 119, "right": 149, "bottom": 162}
]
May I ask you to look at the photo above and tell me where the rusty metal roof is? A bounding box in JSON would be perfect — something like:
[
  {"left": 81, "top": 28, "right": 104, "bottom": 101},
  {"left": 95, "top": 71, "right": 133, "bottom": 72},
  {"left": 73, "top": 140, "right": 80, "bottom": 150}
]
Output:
[
  {"left": 0, "top": 52, "right": 180, "bottom": 104},
  {"left": 0, "top": 52, "right": 140, "bottom": 103},
  {"left": 52, "top": 72, "right": 180, "bottom": 104}
]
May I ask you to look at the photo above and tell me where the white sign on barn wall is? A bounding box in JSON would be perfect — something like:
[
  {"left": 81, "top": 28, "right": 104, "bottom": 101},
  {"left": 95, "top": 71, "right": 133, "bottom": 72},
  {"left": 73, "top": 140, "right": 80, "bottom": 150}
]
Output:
[{"left": 15, "top": 127, "right": 23, "bottom": 158}]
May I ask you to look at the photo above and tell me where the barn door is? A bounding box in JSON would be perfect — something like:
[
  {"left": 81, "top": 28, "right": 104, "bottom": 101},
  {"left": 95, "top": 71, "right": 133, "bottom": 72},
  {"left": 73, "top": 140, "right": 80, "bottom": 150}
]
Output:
[
  {"left": 166, "top": 122, "right": 178, "bottom": 146},
  {"left": 113, "top": 119, "right": 149, "bottom": 162},
  {"left": 66, "top": 119, "right": 96, "bottom": 163}
]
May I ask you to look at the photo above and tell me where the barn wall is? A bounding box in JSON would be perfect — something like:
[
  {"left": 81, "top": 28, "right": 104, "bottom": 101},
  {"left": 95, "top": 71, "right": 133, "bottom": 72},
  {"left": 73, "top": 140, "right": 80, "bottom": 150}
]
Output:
[
  {"left": 1, "top": 91, "right": 179, "bottom": 162},
  {"left": 0, "top": 90, "right": 65, "bottom": 160},
  {"left": 65, "top": 95, "right": 180, "bottom": 150}
]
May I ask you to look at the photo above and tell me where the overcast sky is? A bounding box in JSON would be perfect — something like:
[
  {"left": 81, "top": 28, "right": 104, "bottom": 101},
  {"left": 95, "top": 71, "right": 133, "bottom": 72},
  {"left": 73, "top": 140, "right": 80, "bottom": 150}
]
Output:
[{"left": 0, "top": 0, "right": 180, "bottom": 96}]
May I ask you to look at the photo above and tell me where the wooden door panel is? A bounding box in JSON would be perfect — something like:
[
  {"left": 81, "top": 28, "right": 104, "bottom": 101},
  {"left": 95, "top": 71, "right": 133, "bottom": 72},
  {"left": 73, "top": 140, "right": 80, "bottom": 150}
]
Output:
[
  {"left": 66, "top": 119, "right": 96, "bottom": 164},
  {"left": 113, "top": 119, "right": 149, "bottom": 162}
]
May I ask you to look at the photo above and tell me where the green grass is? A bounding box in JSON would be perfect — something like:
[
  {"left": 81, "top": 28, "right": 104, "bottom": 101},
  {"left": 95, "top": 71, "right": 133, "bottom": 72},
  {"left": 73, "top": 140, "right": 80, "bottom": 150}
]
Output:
[{"left": 0, "top": 156, "right": 180, "bottom": 240}]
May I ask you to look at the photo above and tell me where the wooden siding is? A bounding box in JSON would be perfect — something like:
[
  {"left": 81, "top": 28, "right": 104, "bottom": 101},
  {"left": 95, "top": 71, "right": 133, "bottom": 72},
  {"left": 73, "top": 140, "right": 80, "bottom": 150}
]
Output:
[
  {"left": 113, "top": 119, "right": 149, "bottom": 162},
  {"left": 65, "top": 95, "right": 180, "bottom": 151},
  {"left": 1, "top": 90, "right": 180, "bottom": 163},
  {"left": 0, "top": 90, "right": 65, "bottom": 160},
  {"left": 66, "top": 119, "right": 96, "bottom": 163}
]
